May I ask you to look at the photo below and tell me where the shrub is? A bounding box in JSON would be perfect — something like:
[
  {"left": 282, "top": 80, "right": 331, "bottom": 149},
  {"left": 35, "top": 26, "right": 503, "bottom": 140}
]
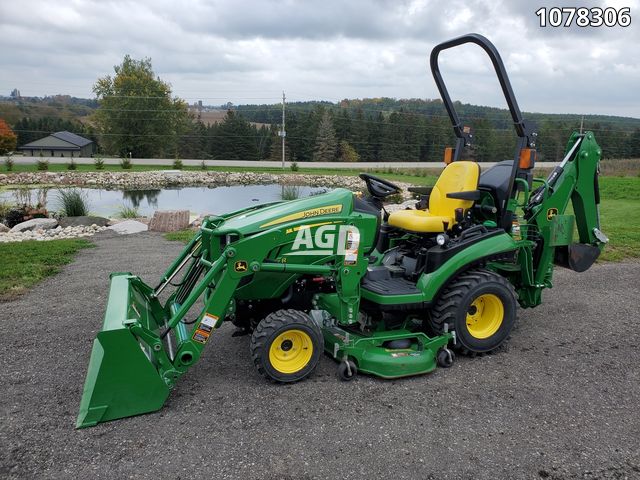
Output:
[
  {"left": 117, "top": 203, "right": 140, "bottom": 218},
  {"left": 0, "top": 200, "right": 13, "bottom": 221},
  {"left": 56, "top": 188, "right": 90, "bottom": 217},
  {"left": 200, "top": 160, "right": 207, "bottom": 170},
  {"left": 4, "top": 208, "right": 26, "bottom": 228},
  {"left": 120, "top": 157, "right": 132, "bottom": 169},
  {"left": 67, "top": 159, "right": 78, "bottom": 170},
  {"left": 4, "top": 155, "right": 14, "bottom": 171},
  {"left": 337, "top": 141, "right": 360, "bottom": 162},
  {"left": 280, "top": 185, "right": 300, "bottom": 201},
  {"left": 36, "top": 159, "right": 49, "bottom": 171},
  {"left": 94, "top": 156, "right": 105, "bottom": 170},
  {"left": 290, "top": 161, "right": 299, "bottom": 172},
  {"left": 173, "top": 158, "right": 183, "bottom": 170}
]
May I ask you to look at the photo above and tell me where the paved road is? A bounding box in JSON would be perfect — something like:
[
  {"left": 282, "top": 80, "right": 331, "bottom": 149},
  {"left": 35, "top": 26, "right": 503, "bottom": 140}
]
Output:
[
  {"left": 1, "top": 231, "right": 638, "bottom": 479},
  {"left": 10, "top": 155, "right": 561, "bottom": 170}
]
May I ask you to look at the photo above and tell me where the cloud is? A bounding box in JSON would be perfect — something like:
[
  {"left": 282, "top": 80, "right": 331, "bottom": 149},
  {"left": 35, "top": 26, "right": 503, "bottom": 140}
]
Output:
[{"left": 0, "top": 0, "right": 637, "bottom": 116}]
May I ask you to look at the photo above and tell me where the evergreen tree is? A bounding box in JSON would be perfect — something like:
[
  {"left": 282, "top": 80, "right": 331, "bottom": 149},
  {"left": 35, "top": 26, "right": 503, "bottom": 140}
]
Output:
[
  {"left": 334, "top": 109, "right": 352, "bottom": 142},
  {"left": 256, "top": 125, "right": 273, "bottom": 160},
  {"left": 179, "top": 119, "right": 208, "bottom": 159},
  {"left": 350, "top": 108, "right": 370, "bottom": 160},
  {"left": 367, "top": 112, "right": 385, "bottom": 161},
  {"left": 473, "top": 118, "right": 500, "bottom": 162},
  {"left": 380, "top": 112, "right": 403, "bottom": 161},
  {"left": 211, "top": 110, "right": 259, "bottom": 160},
  {"left": 313, "top": 111, "right": 337, "bottom": 162}
]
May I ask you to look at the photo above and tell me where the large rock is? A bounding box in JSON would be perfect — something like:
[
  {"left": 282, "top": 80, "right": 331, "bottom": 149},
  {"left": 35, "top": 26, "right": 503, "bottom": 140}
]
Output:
[
  {"left": 148, "top": 210, "right": 190, "bottom": 232},
  {"left": 10, "top": 218, "right": 58, "bottom": 233},
  {"left": 107, "top": 220, "right": 148, "bottom": 235},
  {"left": 0, "top": 223, "right": 9, "bottom": 233},
  {"left": 59, "top": 216, "right": 110, "bottom": 228}
]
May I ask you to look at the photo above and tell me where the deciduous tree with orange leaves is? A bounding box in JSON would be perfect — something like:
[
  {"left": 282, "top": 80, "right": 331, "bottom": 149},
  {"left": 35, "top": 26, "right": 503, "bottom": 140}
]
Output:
[{"left": 0, "top": 119, "right": 17, "bottom": 155}]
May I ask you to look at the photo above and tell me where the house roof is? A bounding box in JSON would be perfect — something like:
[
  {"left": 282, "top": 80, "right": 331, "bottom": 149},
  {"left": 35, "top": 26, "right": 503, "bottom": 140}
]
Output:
[
  {"left": 19, "top": 131, "right": 93, "bottom": 150},
  {"left": 51, "top": 131, "right": 93, "bottom": 147}
]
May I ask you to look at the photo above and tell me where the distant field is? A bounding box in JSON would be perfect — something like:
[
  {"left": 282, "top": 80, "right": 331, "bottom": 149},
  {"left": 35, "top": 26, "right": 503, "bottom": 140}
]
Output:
[{"left": 192, "top": 108, "right": 269, "bottom": 127}]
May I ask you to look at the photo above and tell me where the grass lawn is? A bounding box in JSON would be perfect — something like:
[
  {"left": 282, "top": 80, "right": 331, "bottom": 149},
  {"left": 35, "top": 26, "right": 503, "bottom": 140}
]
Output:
[
  {"left": 164, "top": 229, "right": 197, "bottom": 243},
  {"left": 598, "top": 199, "right": 640, "bottom": 261},
  {"left": 0, "top": 239, "right": 92, "bottom": 301}
]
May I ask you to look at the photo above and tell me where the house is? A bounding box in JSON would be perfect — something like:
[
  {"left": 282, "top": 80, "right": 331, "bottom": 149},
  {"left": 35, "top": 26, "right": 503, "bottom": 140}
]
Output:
[{"left": 19, "top": 131, "right": 94, "bottom": 157}]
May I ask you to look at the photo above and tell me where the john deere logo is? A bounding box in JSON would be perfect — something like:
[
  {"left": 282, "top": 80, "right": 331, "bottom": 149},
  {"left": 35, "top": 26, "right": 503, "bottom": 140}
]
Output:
[
  {"left": 234, "top": 261, "right": 248, "bottom": 272},
  {"left": 547, "top": 208, "right": 558, "bottom": 221}
]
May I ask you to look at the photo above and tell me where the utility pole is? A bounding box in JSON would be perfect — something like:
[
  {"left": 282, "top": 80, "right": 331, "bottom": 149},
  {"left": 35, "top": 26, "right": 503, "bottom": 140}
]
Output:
[{"left": 279, "top": 91, "right": 286, "bottom": 169}]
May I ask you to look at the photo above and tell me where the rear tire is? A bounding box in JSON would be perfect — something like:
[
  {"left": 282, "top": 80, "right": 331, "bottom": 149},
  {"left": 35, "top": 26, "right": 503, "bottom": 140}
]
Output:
[
  {"left": 250, "top": 309, "right": 323, "bottom": 383},
  {"left": 429, "top": 269, "right": 517, "bottom": 355}
]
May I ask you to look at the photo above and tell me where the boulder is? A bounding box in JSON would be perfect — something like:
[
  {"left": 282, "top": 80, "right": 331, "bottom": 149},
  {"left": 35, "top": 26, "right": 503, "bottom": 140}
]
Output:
[
  {"left": 59, "top": 216, "right": 110, "bottom": 228},
  {"left": 107, "top": 220, "right": 148, "bottom": 235},
  {"left": 0, "top": 223, "right": 9, "bottom": 233},
  {"left": 149, "top": 210, "right": 190, "bottom": 232},
  {"left": 10, "top": 218, "right": 58, "bottom": 233}
]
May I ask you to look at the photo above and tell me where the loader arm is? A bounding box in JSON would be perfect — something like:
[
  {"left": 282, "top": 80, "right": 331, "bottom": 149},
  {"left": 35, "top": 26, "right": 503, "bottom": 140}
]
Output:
[{"left": 77, "top": 188, "right": 375, "bottom": 428}]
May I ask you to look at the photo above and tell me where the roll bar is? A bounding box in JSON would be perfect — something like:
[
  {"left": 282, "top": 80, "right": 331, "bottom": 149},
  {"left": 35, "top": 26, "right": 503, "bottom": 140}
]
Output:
[
  {"left": 430, "top": 33, "right": 537, "bottom": 229},
  {"left": 429, "top": 33, "right": 536, "bottom": 161}
]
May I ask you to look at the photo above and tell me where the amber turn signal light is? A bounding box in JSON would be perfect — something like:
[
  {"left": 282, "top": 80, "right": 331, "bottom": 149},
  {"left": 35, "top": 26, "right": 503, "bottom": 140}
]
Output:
[
  {"left": 443, "top": 147, "right": 454, "bottom": 165},
  {"left": 519, "top": 148, "right": 536, "bottom": 169}
]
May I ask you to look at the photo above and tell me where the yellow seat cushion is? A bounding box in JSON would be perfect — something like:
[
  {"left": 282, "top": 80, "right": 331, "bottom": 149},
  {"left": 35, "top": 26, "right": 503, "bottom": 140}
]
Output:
[
  {"left": 388, "top": 161, "right": 480, "bottom": 233},
  {"left": 387, "top": 209, "right": 453, "bottom": 233}
]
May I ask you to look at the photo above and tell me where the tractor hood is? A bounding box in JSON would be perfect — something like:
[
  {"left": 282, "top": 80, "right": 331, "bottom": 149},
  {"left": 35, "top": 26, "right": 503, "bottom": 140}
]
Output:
[{"left": 215, "top": 188, "right": 355, "bottom": 236}]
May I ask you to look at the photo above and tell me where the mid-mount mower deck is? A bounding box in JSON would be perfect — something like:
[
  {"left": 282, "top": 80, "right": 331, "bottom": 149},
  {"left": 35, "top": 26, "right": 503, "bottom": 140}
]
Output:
[{"left": 77, "top": 33, "right": 608, "bottom": 428}]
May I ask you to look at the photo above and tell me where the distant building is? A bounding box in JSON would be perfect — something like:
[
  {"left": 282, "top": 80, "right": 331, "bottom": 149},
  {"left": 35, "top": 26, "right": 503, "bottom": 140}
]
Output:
[{"left": 19, "top": 131, "right": 94, "bottom": 157}]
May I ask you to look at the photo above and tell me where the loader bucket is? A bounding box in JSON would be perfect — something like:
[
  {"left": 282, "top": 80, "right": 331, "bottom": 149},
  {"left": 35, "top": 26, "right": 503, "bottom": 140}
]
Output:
[{"left": 76, "top": 273, "right": 170, "bottom": 428}]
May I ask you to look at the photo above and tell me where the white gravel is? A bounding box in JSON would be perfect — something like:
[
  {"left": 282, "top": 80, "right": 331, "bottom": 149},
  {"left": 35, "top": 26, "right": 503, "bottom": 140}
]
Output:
[{"left": 0, "top": 224, "right": 107, "bottom": 243}]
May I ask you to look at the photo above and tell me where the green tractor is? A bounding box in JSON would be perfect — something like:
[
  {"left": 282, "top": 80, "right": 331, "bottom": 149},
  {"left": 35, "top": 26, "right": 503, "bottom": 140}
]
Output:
[{"left": 77, "top": 33, "right": 607, "bottom": 428}]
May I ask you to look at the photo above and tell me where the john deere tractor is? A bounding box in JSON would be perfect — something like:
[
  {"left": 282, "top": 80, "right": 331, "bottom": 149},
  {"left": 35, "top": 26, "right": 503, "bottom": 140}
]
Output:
[{"left": 77, "top": 34, "right": 607, "bottom": 428}]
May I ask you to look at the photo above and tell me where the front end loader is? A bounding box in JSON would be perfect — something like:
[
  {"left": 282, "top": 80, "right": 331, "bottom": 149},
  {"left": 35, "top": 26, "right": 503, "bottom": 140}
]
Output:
[{"left": 77, "top": 33, "right": 607, "bottom": 428}]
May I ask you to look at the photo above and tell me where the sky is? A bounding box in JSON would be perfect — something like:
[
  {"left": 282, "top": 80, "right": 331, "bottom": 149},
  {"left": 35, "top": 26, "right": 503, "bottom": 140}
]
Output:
[{"left": 0, "top": 0, "right": 638, "bottom": 116}]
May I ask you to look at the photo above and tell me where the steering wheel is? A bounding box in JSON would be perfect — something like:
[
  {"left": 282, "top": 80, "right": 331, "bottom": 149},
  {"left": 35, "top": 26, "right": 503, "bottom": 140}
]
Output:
[{"left": 358, "top": 173, "right": 402, "bottom": 199}]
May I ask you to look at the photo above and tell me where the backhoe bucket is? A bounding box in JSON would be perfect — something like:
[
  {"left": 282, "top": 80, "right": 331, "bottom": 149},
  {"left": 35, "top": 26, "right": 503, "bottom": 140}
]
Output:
[{"left": 76, "top": 273, "right": 170, "bottom": 428}]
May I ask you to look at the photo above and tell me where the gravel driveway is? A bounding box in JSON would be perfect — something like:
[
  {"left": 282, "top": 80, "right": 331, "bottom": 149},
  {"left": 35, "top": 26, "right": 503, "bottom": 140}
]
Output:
[{"left": 1, "top": 231, "right": 638, "bottom": 479}]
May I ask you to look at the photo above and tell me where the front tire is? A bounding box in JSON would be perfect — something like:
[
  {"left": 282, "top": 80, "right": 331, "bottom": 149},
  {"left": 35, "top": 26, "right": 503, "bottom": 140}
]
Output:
[
  {"left": 429, "top": 269, "right": 517, "bottom": 355},
  {"left": 250, "top": 309, "right": 323, "bottom": 383}
]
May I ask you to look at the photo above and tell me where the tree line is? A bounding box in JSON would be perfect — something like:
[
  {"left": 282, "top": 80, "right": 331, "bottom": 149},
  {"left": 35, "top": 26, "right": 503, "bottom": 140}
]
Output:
[{"left": 5, "top": 55, "right": 640, "bottom": 161}]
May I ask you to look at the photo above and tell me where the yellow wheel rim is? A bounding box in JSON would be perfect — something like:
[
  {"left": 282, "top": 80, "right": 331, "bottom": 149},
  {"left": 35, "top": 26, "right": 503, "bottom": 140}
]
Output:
[
  {"left": 268, "top": 329, "right": 314, "bottom": 374},
  {"left": 466, "top": 293, "right": 504, "bottom": 339}
]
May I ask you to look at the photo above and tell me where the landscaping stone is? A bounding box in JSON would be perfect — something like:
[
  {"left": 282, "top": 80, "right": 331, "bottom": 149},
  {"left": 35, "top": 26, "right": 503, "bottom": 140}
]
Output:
[
  {"left": 149, "top": 210, "right": 190, "bottom": 232},
  {"left": 10, "top": 218, "right": 58, "bottom": 233},
  {"left": 386, "top": 199, "right": 418, "bottom": 213},
  {"left": 0, "top": 171, "right": 413, "bottom": 200},
  {"left": 0, "top": 224, "right": 107, "bottom": 243},
  {"left": 58, "top": 215, "right": 110, "bottom": 228},
  {"left": 107, "top": 220, "right": 149, "bottom": 235},
  {"left": 0, "top": 223, "right": 9, "bottom": 233}
]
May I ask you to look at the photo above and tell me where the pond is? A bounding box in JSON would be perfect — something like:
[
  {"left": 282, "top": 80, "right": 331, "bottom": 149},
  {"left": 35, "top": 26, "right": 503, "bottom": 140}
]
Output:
[{"left": 0, "top": 184, "right": 327, "bottom": 217}]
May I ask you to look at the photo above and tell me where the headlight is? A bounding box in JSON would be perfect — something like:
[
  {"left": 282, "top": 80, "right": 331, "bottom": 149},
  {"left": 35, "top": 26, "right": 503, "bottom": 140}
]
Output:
[{"left": 436, "top": 234, "right": 447, "bottom": 246}]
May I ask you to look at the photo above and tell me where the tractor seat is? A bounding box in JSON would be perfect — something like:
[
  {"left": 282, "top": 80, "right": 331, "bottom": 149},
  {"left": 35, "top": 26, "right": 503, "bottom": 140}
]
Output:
[{"left": 388, "top": 161, "right": 480, "bottom": 233}]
